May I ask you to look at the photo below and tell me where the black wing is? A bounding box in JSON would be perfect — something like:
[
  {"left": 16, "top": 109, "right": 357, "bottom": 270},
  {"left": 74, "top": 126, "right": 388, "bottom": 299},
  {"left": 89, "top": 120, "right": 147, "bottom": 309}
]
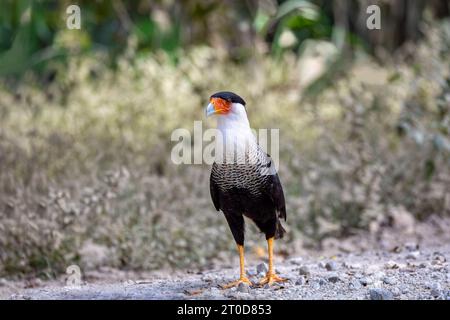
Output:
[
  {"left": 262, "top": 155, "right": 286, "bottom": 221},
  {"left": 266, "top": 172, "right": 287, "bottom": 221},
  {"left": 209, "top": 163, "right": 221, "bottom": 211}
]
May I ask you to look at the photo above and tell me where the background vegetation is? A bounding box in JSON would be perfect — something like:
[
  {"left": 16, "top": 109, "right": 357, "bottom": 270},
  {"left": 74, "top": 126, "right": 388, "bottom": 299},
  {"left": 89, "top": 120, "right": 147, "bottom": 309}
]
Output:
[{"left": 0, "top": 0, "right": 449, "bottom": 278}]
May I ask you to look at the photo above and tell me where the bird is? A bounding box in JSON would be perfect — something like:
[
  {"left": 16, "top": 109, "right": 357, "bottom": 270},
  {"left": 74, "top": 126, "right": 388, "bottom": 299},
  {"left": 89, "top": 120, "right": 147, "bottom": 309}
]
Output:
[{"left": 205, "top": 91, "right": 287, "bottom": 288}]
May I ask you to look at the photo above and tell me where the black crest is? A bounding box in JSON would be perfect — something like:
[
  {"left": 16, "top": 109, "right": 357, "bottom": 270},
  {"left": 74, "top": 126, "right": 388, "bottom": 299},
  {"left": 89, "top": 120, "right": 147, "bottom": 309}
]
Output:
[{"left": 210, "top": 91, "right": 246, "bottom": 106}]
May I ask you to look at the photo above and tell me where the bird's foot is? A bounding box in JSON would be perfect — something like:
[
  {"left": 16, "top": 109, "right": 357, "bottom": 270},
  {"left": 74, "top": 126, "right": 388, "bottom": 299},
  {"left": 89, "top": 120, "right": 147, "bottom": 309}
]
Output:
[
  {"left": 221, "top": 276, "right": 252, "bottom": 289},
  {"left": 258, "top": 273, "right": 288, "bottom": 286}
]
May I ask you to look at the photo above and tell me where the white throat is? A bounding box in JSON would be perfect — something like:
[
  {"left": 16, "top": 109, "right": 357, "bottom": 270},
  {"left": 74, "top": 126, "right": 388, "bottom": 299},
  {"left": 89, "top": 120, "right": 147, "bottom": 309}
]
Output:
[{"left": 215, "top": 103, "right": 258, "bottom": 164}]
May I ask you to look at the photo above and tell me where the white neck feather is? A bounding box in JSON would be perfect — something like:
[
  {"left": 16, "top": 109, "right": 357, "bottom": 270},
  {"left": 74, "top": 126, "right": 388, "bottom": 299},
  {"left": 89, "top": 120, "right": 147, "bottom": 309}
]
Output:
[{"left": 215, "top": 103, "right": 258, "bottom": 163}]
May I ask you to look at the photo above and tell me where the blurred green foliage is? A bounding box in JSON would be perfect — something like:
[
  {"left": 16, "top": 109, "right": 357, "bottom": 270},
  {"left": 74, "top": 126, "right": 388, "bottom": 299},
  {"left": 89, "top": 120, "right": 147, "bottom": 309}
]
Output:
[{"left": 1, "top": 0, "right": 448, "bottom": 78}]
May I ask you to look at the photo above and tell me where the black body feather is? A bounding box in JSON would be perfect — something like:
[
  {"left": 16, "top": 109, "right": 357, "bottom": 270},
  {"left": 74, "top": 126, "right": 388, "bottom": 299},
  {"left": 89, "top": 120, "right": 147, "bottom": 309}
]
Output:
[{"left": 210, "top": 161, "right": 287, "bottom": 245}]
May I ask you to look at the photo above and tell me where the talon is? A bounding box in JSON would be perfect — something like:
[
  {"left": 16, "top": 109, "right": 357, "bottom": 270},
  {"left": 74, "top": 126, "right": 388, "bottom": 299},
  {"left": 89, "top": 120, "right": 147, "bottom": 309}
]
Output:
[
  {"left": 259, "top": 273, "right": 288, "bottom": 286},
  {"left": 221, "top": 277, "right": 252, "bottom": 289}
]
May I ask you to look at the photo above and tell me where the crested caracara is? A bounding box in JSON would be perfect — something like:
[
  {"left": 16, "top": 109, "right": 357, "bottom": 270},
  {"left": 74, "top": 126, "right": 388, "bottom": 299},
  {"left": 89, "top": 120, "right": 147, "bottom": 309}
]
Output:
[{"left": 206, "top": 91, "right": 287, "bottom": 288}]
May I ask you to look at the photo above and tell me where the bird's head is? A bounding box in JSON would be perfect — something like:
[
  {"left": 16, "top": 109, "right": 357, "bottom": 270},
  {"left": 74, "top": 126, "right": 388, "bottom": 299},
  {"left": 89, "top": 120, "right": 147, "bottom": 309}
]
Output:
[{"left": 205, "top": 91, "right": 247, "bottom": 120}]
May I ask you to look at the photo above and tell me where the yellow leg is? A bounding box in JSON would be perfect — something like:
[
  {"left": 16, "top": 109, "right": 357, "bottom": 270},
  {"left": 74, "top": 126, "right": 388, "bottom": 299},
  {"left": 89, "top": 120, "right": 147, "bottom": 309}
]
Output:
[
  {"left": 259, "top": 237, "right": 287, "bottom": 285},
  {"left": 222, "top": 244, "right": 252, "bottom": 289}
]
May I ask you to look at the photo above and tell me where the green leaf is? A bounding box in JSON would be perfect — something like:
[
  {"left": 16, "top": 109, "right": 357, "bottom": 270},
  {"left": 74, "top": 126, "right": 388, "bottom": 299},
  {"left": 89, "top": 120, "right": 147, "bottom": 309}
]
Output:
[{"left": 275, "top": 0, "right": 319, "bottom": 21}]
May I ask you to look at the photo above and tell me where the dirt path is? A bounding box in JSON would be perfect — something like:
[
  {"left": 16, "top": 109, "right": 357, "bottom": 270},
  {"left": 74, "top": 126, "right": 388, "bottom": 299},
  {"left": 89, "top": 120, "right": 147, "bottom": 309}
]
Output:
[{"left": 4, "top": 243, "right": 449, "bottom": 300}]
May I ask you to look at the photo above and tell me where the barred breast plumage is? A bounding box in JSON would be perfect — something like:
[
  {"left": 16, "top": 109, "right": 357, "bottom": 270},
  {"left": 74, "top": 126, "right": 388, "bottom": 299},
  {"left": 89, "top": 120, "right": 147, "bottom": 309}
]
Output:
[{"left": 211, "top": 144, "right": 273, "bottom": 196}]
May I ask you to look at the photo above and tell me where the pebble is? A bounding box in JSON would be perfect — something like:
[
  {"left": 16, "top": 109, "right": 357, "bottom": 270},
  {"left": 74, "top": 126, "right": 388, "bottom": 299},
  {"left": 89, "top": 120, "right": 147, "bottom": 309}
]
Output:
[
  {"left": 325, "top": 261, "right": 338, "bottom": 271},
  {"left": 373, "top": 271, "right": 386, "bottom": 279},
  {"left": 310, "top": 281, "right": 320, "bottom": 290},
  {"left": 201, "top": 274, "right": 218, "bottom": 281},
  {"left": 246, "top": 269, "right": 256, "bottom": 277},
  {"left": 299, "top": 266, "right": 310, "bottom": 277},
  {"left": 382, "top": 277, "right": 397, "bottom": 285},
  {"left": 256, "top": 263, "right": 268, "bottom": 275},
  {"left": 237, "top": 282, "right": 250, "bottom": 293},
  {"left": 209, "top": 287, "right": 221, "bottom": 295},
  {"left": 432, "top": 253, "right": 446, "bottom": 264},
  {"left": 405, "top": 242, "right": 419, "bottom": 251},
  {"left": 430, "top": 283, "right": 442, "bottom": 298},
  {"left": 406, "top": 251, "right": 420, "bottom": 260},
  {"left": 343, "top": 262, "right": 362, "bottom": 269},
  {"left": 295, "top": 277, "right": 306, "bottom": 286},
  {"left": 369, "top": 288, "right": 394, "bottom": 300},
  {"left": 289, "top": 257, "right": 303, "bottom": 265},
  {"left": 385, "top": 260, "right": 399, "bottom": 269},
  {"left": 359, "top": 277, "right": 373, "bottom": 286},
  {"left": 391, "top": 287, "right": 401, "bottom": 297},
  {"left": 348, "top": 280, "right": 362, "bottom": 290},
  {"left": 328, "top": 274, "right": 341, "bottom": 283},
  {"left": 418, "top": 262, "right": 428, "bottom": 268},
  {"left": 318, "top": 278, "right": 327, "bottom": 286},
  {"left": 445, "top": 291, "right": 450, "bottom": 300}
]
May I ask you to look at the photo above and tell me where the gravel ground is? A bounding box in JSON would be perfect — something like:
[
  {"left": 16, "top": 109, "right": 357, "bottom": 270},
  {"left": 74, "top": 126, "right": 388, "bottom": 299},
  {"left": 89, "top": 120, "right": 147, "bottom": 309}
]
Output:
[{"left": 4, "top": 243, "right": 450, "bottom": 300}]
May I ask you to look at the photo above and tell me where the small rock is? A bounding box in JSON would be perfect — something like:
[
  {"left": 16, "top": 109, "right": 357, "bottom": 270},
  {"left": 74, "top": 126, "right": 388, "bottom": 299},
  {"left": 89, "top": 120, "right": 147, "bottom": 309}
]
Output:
[
  {"left": 359, "top": 277, "right": 373, "bottom": 286},
  {"left": 237, "top": 282, "right": 250, "bottom": 293},
  {"left": 445, "top": 290, "right": 450, "bottom": 300},
  {"left": 348, "top": 280, "right": 362, "bottom": 290},
  {"left": 343, "top": 262, "right": 362, "bottom": 269},
  {"left": 424, "top": 282, "right": 436, "bottom": 289},
  {"left": 318, "top": 278, "right": 327, "bottom": 286},
  {"left": 431, "top": 289, "right": 441, "bottom": 298},
  {"left": 256, "top": 263, "right": 268, "bottom": 275},
  {"left": 373, "top": 271, "right": 386, "bottom": 279},
  {"left": 391, "top": 287, "right": 401, "bottom": 297},
  {"left": 406, "top": 251, "right": 420, "bottom": 260},
  {"left": 289, "top": 257, "right": 303, "bottom": 265},
  {"left": 328, "top": 274, "right": 341, "bottom": 283},
  {"left": 405, "top": 242, "right": 419, "bottom": 251},
  {"left": 432, "top": 253, "right": 446, "bottom": 264},
  {"left": 385, "top": 260, "right": 399, "bottom": 269},
  {"left": 0, "top": 278, "right": 9, "bottom": 286},
  {"left": 310, "top": 281, "right": 320, "bottom": 290},
  {"left": 418, "top": 262, "right": 428, "bottom": 268},
  {"left": 372, "top": 280, "right": 384, "bottom": 288},
  {"left": 365, "top": 265, "right": 380, "bottom": 275},
  {"left": 299, "top": 266, "right": 310, "bottom": 277},
  {"left": 382, "top": 277, "right": 396, "bottom": 285},
  {"left": 246, "top": 269, "right": 256, "bottom": 277},
  {"left": 210, "top": 287, "right": 221, "bottom": 295},
  {"left": 369, "top": 288, "right": 394, "bottom": 300},
  {"left": 430, "top": 284, "right": 442, "bottom": 298},
  {"left": 295, "top": 277, "right": 306, "bottom": 286},
  {"left": 325, "top": 261, "right": 338, "bottom": 271},
  {"left": 201, "top": 273, "right": 219, "bottom": 282}
]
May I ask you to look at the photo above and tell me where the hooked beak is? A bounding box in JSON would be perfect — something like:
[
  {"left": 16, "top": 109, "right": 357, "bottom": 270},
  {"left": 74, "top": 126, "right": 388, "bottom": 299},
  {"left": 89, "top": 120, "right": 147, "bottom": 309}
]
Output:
[{"left": 205, "top": 102, "right": 215, "bottom": 117}]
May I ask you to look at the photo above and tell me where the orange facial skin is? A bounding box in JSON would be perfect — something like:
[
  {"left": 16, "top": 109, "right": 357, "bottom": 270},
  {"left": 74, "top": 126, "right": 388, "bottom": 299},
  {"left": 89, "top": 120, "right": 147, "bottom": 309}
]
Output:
[{"left": 210, "top": 97, "right": 232, "bottom": 114}]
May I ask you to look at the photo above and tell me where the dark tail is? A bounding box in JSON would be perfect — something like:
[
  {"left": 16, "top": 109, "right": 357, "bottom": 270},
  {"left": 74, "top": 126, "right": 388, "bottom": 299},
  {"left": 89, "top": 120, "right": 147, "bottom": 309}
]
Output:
[{"left": 275, "top": 220, "right": 286, "bottom": 239}]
